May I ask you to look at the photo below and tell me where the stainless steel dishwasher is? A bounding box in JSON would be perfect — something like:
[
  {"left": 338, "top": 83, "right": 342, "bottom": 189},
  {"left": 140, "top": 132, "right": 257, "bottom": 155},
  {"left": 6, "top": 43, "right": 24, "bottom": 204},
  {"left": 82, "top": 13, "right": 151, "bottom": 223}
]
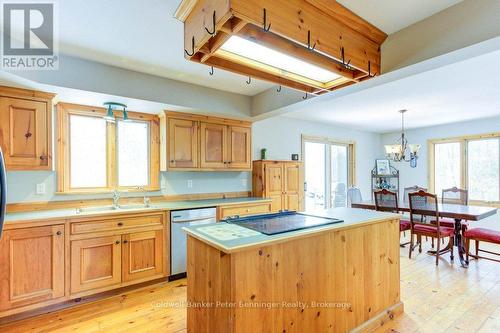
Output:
[{"left": 170, "top": 207, "right": 216, "bottom": 280}]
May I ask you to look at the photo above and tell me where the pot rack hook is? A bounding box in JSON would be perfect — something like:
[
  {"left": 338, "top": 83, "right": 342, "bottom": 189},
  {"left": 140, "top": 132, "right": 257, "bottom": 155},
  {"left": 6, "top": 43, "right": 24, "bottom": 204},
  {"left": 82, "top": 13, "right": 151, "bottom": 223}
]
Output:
[
  {"left": 277, "top": 85, "right": 282, "bottom": 93},
  {"left": 185, "top": 36, "right": 195, "bottom": 57},
  {"left": 263, "top": 9, "right": 271, "bottom": 32},
  {"left": 303, "top": 92, "right": 308, "bottom": 100},
  {"left": 209, "top": 66, "right": 214, "bottom": 76},
  {"left": 205, "top": 11, "right": 217, "bottom": 36},
  {"left": 246, "top": 76, "right": 252, "bottom": 85},
  {"left": 340, "top": 46, "right": 351, "bottom": 69},
  {"left": 307, "top": 31, "right": 316, "bottom": 51},
  {"left": 368, "top": 61, "right": 376, "bottom": 78}
]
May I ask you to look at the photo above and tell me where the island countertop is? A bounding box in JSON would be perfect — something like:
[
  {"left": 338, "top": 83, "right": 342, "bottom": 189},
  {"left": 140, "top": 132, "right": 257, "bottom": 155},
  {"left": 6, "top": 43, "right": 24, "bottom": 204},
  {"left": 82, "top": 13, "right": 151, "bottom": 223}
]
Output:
[{"left": 183, "top": 207, "right": 400, "bottom": 253}]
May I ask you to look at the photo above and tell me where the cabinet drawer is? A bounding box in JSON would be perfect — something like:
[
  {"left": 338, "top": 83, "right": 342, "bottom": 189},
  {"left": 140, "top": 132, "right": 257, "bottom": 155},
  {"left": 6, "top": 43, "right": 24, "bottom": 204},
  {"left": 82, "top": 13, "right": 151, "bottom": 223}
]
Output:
[
  {"left": 219, "top": 203, "right": 271, "bottom": 219},
  {"left": 71, "top": 215, "right": 163, "bottom": 235}
]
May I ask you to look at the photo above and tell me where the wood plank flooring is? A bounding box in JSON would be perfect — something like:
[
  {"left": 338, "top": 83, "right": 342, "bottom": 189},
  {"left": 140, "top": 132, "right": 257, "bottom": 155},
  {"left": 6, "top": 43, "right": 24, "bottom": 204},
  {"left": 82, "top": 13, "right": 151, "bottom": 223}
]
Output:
[{"left": 1, "top": 239, "right": 499, "bottom": 332}]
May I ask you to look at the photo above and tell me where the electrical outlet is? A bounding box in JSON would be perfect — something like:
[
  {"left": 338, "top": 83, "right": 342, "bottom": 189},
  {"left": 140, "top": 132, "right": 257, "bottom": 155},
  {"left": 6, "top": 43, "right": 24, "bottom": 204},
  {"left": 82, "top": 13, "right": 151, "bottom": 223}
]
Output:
[
  {"left": 36, "top": 183, "right": 46, "bottom": 195},
  {"left": 241, "top": 179, "right": 248, "bottom": 187},
  {"left": 187, "top": 180, "right": 193, "bottom": 188}
]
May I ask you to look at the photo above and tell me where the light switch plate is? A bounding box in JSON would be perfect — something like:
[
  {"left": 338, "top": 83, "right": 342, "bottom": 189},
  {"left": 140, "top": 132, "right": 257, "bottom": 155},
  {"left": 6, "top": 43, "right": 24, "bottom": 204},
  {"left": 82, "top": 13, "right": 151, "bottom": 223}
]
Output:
[{"left": 36, "top": 183, "right": 46, "bottom": 195}]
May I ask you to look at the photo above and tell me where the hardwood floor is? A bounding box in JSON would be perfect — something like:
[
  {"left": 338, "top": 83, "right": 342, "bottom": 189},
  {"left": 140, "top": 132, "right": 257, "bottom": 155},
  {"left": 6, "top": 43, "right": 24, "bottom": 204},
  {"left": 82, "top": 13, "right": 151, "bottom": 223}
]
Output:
[{"left": 0, "top": 239, "right": 499, "bottom": 332}]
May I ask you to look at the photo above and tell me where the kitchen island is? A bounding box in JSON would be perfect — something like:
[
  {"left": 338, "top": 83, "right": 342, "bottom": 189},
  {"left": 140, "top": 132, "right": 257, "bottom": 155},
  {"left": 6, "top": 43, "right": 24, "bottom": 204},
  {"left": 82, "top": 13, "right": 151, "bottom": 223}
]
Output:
[{"left": 184, "top": 208, "right": 403, "bottom": 333}]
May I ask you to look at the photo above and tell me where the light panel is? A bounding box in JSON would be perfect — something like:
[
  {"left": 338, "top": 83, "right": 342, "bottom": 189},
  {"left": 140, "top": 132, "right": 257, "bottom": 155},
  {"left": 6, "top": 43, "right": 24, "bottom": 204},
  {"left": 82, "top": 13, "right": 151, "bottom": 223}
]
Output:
[{"left": 218, "top": 36, "right": 341, "bottom": 85}]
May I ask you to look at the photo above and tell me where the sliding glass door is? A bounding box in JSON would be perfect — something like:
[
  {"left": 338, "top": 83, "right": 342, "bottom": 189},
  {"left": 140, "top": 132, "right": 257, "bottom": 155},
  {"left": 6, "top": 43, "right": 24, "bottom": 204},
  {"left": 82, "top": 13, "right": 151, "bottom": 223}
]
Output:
[
  {"left": 304, "top": 138, "right": 353, "bottom": 210},
  {"left": 304, "top": 142, "right": 326, "bottom": 211}
]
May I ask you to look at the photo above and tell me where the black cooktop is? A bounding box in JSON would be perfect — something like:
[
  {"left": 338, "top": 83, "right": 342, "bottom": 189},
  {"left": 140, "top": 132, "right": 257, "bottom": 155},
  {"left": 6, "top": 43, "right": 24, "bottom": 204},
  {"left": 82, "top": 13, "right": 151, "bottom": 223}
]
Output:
[{"left": 224, "top": 211, "right": 343, "bottom": 235}]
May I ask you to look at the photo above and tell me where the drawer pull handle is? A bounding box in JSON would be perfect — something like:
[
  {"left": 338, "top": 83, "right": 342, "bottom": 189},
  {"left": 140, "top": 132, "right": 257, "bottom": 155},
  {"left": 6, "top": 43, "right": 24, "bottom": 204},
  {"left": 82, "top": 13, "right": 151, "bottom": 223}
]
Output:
[
  {"left": 115, "top": 240, "right": 120, "bottom": 245},
  {"left": 117, "top": 222, "right": 123, "bottom": 226},
  {"left": 123, "top": 240, "right": 128, "bottom": 244},
  {"left": 56, "top": 231, "right": 62, "bottom": 236}
]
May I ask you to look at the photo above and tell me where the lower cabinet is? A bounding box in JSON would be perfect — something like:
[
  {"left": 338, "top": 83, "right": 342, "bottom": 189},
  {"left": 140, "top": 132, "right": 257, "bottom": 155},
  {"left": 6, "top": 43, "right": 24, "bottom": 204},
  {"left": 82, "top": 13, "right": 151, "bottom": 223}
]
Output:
[
  {"left": 70, "top": 235, "right": 122, "bottom": 294},
  {"left": 70, "top": 230, "right": 164, "bottom": 294},
  {"left": 0, "top": 225, "right": 65, "bottom": 311},
  {"left": 122, "top": 230, "right": 164, "bottom": 282}
]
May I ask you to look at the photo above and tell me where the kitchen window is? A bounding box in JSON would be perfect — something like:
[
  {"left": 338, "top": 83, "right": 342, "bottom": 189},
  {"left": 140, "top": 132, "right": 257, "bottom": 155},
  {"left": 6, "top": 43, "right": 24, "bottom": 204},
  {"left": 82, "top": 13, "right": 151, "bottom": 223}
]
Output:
[
  {"left": 429, "top": 133, "right": 500, "bottom": 205},
  {"left": 56, "top": 103, "right": 160, "bottom": 193},
  {"left": 302, "top": 135, "right": 355, "bottom": 210}
]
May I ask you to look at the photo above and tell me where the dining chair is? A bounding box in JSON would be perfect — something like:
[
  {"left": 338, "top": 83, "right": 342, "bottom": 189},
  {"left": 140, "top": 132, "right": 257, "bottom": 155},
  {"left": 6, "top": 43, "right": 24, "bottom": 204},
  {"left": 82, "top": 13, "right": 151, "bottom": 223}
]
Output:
[
  {"left": 403, "top": 185, "right": 428, "bottom": 203},
  {"left": 437, "top": 187, "right": 469, "bottom": 231},
  {"left": 408, "top": 190, "right": 455, "bottom": 266},
  {"left": 465, "top": 228, "right": 500, "bottom": 263},
  {"left": 347, "top": 187, "right": 363, "bottom": 207},
  {"left": 374, "top": 189, "right": 411, "bottom": 247}
]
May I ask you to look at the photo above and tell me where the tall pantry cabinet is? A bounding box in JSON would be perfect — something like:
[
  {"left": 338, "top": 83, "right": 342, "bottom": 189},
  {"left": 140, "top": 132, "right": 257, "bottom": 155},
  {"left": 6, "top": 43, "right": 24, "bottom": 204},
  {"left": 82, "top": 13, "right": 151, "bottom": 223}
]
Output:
[{"left": 252, "top": 160, "right": 304, "bottom": 213}]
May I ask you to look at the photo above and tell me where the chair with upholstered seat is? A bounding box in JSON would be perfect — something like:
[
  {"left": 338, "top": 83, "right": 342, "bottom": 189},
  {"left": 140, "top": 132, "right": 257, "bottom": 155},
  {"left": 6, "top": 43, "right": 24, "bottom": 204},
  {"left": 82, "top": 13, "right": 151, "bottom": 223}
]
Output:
[
  {"left": 465, "top": 228, "right": 500, "bottom": 263},
  {"left": 439, "top": 187, "right": 469, "bottom": 231},
  {"left": 374, "top": 189, "right": 411, "bottom": 247},
  {"left": 347, "top": 187, "right": 363, "bottom": 207},
  {"left": 403, "top": 186, "right": 428, "bottom": 204},
  {"left": 408, "top": 190, "right": 455, "bottom": 266}
]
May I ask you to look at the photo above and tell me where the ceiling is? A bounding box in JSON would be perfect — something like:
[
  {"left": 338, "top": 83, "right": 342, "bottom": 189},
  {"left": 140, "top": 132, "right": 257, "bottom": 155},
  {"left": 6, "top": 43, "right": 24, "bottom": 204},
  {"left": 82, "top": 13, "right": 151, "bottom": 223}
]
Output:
[
  {"left": 286, "top": 48, "right": 500, "bottom": 133},
  {"left": 23, "top": 0, "right": 464, "bottom": 97},
  {"left": 337, "top": 0, "right": 463, "bottom": 34}
]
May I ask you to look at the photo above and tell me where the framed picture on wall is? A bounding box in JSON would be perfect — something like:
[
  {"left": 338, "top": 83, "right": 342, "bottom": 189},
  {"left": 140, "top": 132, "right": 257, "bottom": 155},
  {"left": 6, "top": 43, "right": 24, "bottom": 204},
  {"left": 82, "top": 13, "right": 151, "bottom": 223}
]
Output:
[{"left": 376, "top": 159, "right": 391, "bottom": 175}]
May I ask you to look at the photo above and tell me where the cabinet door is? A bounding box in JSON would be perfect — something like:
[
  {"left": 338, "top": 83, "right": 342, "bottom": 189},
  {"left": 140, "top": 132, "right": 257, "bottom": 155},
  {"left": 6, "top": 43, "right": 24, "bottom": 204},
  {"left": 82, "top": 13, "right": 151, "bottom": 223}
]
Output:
[
  {"left": 200, "top": 122, "right": 227, "bottom": 169},
  {"left": 122, "top": 230, "right": 164, "bottom": 282},
  {"left": 168, "top": 118, "right": 199, "bottom": 169},
  {"left": 0, "top": 97, "right": 50, "bottom": 170},
  {"left": 284, "top": 163, "right": 302, "bottom": 211},
  {"left": 70, "top": 236, "right": 122, "bottom": 294},
  {"left": 0, "top": 225, "right": 64, "bottom": 311},
  {"left": 265, "top": 164, "right": 284, "bottom": 212},
  {"left": 227, "top": 126, "right": 251, "bottom": 170}
]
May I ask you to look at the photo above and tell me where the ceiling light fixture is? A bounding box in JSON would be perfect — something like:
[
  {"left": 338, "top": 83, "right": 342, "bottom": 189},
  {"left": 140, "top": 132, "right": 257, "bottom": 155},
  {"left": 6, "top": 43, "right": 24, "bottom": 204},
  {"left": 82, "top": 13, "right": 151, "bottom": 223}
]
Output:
[
  {"left": 384, "top": 110, "right": 421, "bottom": 168},
  {"left": 174, "top": 0, "right": 387, "bottom": 95}
]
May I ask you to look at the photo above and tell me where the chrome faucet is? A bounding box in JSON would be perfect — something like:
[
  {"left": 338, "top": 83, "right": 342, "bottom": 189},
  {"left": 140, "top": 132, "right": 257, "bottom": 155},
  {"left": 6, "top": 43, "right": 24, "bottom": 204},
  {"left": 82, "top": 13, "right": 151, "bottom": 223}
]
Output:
[
  {"left": 112, "top": 190, "right": 121, "bottom": 209},
  {"left": 137, "top": 186, "right": 151, "bottom": 208}
]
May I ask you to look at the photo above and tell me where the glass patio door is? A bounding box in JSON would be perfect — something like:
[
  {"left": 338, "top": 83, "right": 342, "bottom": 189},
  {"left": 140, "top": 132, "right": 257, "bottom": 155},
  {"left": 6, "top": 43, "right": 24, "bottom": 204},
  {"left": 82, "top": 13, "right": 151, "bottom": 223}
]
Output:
[{"left": 304, "top": 140, "right": 351, "bottom": 210}]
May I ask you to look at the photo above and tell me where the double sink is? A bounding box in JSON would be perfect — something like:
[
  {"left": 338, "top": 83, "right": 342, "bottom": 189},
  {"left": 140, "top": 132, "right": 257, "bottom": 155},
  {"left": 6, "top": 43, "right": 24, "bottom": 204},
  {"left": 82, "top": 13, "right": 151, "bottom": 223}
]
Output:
[{"left": 75, "top": 204, "right": 157, "bottom": 214}]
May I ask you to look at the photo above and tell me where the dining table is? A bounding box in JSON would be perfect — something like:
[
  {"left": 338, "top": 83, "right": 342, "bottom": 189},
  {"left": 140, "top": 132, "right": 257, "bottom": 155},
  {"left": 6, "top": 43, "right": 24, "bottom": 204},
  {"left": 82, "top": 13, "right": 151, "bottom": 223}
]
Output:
[{"left": 351, "top": 201, "right": 498, "bottom": 267}]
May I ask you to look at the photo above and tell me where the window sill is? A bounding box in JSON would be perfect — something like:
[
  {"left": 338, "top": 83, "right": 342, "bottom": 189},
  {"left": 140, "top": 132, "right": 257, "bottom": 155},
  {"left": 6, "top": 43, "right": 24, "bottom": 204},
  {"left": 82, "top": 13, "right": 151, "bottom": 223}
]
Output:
[{"left": 55, "top": 188, "right": 161, "bottom": 195}]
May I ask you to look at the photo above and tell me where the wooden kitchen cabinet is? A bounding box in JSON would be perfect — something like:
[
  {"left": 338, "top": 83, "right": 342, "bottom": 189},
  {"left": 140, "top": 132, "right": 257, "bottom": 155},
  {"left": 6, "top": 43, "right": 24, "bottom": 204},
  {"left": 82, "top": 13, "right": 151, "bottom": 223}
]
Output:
[
  {"left": 200, "top": 122, "right": 227, "bottom": 169},
  {"left": 167, "top": 117, "right": 199, "bottom": 169},
  {"left": 122, "top": 230, "right": 164, "bottom": 282},
  {"left": 0, "top": 225, "right": 65, "bottom": 311},
  {"left": 162, "top": 111, "right": 252, "bottom": 171},
  {"left": 252, "top": 160, "right": 304, "bottom": 213},
  {"left": 70, "top": 235, "right": 122, "bottom": 294},
  {"left": 0, "top": 86, "right": 54, "bottom": 170},
  {"left": 227, "top": 126, "right": 251, "bottom": 169}
]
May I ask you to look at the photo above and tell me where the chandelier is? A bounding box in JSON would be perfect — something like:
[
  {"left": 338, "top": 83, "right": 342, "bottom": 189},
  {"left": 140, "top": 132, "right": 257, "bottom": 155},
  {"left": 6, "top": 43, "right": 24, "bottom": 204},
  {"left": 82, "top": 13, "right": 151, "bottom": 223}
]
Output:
[{"left": 384, "top": 110, "right": 421, "bottom": 168}]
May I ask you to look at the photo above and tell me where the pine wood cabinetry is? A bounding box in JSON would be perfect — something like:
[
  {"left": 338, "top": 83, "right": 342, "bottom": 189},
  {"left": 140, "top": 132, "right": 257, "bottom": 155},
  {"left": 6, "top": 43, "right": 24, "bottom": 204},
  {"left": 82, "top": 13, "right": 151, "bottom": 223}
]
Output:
[
  {"left": 252, "top": 160, "right": 304, "bottom": 212},
  {"left": 0, "top": 86, "right": 55, "bottom": 170},
  {"left": 161, "top": 111, "right": 252, "bottom": 171},
  {"left": 0, "top": 225, "right": 65, "bottom": 311},
  {"left": 217, "top": 201, "right": 272, "bottom": 220},
  {"left": 168, "top": 118, "right": 199, "bottom": 169},
  {"left": 0, "top": 212, "right": 169, "bottom": 318}
]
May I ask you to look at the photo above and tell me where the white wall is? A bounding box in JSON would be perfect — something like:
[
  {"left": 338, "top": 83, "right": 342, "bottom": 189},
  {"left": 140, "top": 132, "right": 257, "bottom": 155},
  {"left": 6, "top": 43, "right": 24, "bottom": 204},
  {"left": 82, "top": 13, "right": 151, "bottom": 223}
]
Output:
[{"left": 252, "top": 116, "right": 382, "bottom": 199}]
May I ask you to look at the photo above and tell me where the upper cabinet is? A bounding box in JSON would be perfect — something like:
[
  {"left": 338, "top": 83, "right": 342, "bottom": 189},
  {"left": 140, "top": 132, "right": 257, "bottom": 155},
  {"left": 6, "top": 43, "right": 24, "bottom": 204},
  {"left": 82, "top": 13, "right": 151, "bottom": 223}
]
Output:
[
  {"left": 168, "top": 118, "right": 199, "bottom": 169},
  {"left": 0, "top": 86, "right": 54, "bottom": 170},
  {"left": 161, "top": 112, "right": 252, "bottom": 171}
]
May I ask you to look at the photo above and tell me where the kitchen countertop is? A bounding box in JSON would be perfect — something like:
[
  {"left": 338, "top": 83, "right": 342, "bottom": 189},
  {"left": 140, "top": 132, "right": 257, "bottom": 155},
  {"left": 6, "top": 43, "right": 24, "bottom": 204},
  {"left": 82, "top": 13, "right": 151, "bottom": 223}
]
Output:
[
  {"left": 5, "top": 197, "right": 272, "bottom": 223},
  {"left": 183, "top": 207, "right": 400, "bottom": 253}
]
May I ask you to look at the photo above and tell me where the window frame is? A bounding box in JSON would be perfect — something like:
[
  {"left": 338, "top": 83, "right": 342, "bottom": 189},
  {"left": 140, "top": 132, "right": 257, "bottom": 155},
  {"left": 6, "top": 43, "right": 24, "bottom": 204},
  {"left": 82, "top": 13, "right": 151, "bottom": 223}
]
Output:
[
  {"left": 56, "top": 102, "right": 160, "bottom": 194},
  {"left": 428, "top": 132, "right": 500, "bottom": 207},
  {"left": 301, "top": 135, "right": 356, "bottom": 209}
]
